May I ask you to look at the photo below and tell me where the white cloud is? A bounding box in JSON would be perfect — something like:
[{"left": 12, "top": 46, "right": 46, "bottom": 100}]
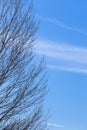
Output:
[
  {"left": 47, "top": 122, "right": 64, "bottom": 128},
  {"left": 47, "top": 65, "right": 87, "bottom": 74},
  {"left": 36, "top": 40, "right": 87, "bottom": 65},
  {"left": 35, "top": 40, "right": 87, "bottom": 74},
  {"left": 36, "top": 14, "right": 87, "bottom": 36}
]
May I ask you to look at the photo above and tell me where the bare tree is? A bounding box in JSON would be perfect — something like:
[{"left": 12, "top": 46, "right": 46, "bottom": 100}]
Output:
[{"left": 0, "top": 0, "right": 47, "bottom": 129}]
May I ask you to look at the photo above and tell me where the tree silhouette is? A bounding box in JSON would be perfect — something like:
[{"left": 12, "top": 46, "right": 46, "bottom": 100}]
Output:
[{"left": 0, "top": 0, "right": 47, "bottom": 129}]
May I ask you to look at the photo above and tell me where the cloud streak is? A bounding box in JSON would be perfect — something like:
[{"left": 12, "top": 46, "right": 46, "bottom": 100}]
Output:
[
  {"left": 36, "top": 40, "right": 87, "bottom": 65},
  {"left": 36, "top": 14, "right": 87, "bottom": 36},
  {"left": 47, "top": 65, "right": 87, "bottom": 74},
  {"left": 47, "top": 122, "right": 64, "bottom": 128},
  {"left": 36, "top": 40, "right": 87, "bottom": 74}
]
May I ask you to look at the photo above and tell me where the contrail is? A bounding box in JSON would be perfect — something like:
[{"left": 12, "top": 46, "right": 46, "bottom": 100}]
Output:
[
  {"left": 36, "top": 40, "right": 87, "bottom": 65},
  {"left": 47, "top": 122, "right": 64, "bottom": 128},
  {"left": 35, "top": 39, "right": 87, "bottom": 74},
  {"left": 47, "top": 65, "right": 87, "bottom": 74},
  {"left": 36, "top": 14, "right": 87, "bottom": 36}
]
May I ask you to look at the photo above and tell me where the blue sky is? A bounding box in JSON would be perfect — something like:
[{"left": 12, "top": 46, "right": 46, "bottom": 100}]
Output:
[{"left": 35, "top": 0, "right": 87, "bottom": 130}]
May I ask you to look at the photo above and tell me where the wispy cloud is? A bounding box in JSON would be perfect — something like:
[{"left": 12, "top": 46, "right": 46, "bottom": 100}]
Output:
[
  {"left": 36, "top": 40, "right": 87, "bottom": 74},
  {"left": 47, "top": 65, "right": 87, "bottom": 74},
  {"left": 36, "top": 40, "right": 87, "bottom": 65},
  {"left": 47, "top": 122, "right": 64, "bottom": 128},
  {"left": 36, "top": 14, "right": 87, "bottom": 36}
]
